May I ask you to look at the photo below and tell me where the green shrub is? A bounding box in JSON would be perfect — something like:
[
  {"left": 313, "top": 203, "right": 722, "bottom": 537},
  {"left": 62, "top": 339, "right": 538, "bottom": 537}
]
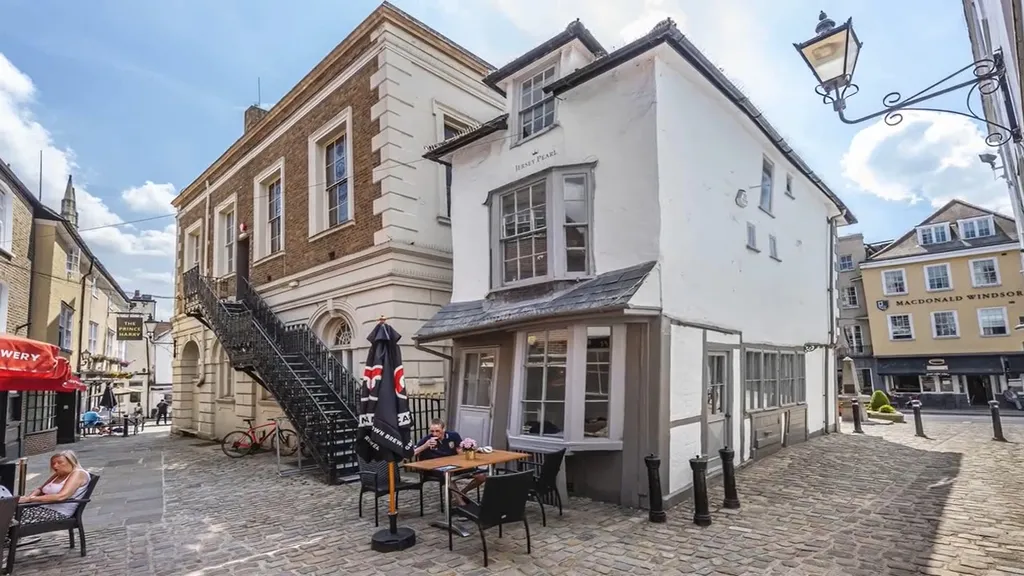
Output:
[
  {"left": 869, "top": 390, "right": 891, "bottom": 411},
  {"left": 877, "top": 404, "right": 897, "bottom": 414}
]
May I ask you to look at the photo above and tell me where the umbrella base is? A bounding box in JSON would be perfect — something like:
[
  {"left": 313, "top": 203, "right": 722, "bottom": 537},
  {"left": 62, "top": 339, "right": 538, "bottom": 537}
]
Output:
[{"left": 370, "top": 526, "right": 416, "bottom": 552}]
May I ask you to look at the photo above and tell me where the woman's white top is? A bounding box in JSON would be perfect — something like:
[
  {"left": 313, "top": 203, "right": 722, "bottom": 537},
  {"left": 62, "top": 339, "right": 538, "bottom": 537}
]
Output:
[{"left": 41, "top": 470, "right": 90, "bottom": 517}]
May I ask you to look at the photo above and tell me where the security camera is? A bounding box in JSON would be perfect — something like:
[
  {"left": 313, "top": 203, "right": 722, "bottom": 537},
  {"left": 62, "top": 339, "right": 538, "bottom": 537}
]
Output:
[{"left": 979, "top": 153, "right": 998, "bottom": 167}]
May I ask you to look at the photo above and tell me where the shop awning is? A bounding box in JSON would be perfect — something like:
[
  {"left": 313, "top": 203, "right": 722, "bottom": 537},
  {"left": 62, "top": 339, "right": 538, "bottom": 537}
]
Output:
[
  {"left": 876, "top": 354, "right": 1019, "bottom": 376},
  {"left": 0, "top": 335, "right": 86, "bottom": 392}
]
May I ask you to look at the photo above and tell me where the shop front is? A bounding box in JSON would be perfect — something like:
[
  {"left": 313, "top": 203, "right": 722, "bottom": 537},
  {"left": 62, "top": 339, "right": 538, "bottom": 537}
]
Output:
[{"left": 876, "top": 354, "right": 1023, "bottom": 409}]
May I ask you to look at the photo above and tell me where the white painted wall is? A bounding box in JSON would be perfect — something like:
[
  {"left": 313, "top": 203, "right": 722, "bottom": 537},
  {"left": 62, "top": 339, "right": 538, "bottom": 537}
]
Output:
[
  {"left": 448, "top": 53, "right": 661, "bottom": 302},
  {"left": 154, "top": 330, "right": 172, "bottom": 387},
  {"left": 669, "top": 325, "right": 703, "bottom": 422},
  {"left": 669, "top": 422, "right": 700, "bottom": 493}
]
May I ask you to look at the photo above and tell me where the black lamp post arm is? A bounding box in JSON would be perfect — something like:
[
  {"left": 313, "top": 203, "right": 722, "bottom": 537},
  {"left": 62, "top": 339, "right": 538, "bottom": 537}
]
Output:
[{"left": 821, "top": 52, "right": 1021, "bottom": 146}]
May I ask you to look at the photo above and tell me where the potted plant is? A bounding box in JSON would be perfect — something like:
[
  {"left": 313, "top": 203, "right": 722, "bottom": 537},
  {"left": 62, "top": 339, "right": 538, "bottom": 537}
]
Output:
[{"left": 460, "top": 437, "right": 478, "bottom": 460}]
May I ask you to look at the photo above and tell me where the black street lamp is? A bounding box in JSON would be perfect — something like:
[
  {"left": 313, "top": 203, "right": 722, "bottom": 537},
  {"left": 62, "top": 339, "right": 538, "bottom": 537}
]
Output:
[{"left": 795, "top": 12, "right": 1022, "bottom": 146}]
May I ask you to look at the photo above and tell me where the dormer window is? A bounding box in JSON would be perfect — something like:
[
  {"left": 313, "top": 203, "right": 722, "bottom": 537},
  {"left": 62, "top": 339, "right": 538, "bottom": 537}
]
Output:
[
  {"left": 916, "top": 223, "right": 950, "bottom": 246},
  {"left": 519, "top": 66, "right": 556, "bottom": 140},
  {"left": 958, "top": 215, "right": 995, "bottom": 239}
]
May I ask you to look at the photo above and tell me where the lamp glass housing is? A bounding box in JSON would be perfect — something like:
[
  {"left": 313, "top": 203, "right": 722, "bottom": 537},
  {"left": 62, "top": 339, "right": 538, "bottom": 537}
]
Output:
[{"left": 796, "top": 19, "right": 861, "bottom": 90}]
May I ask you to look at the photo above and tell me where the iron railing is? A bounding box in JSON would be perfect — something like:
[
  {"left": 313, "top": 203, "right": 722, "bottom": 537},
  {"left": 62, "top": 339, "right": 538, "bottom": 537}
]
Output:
[
  {"left": 407, "top": 392, "right": 445, "bottom": 442},
  {"left": 182, "top": 266, "right": 343, "bottom": 481},
  {"left": 237, "top": 277, "right": 360, "bottom": 419}
]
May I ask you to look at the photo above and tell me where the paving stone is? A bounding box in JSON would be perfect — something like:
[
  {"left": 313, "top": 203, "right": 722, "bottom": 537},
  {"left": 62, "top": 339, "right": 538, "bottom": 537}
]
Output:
[{"left": 6, "top": 419, "right": 1024, "bottom": 575}]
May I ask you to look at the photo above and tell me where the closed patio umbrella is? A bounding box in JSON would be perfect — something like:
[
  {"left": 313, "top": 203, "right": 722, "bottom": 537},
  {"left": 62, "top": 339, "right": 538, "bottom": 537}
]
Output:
[
  {"left": 357, "top": 317, "right": 416, "bottom": 552},
  {"left": 99, "top": 384, "right": 118, "bottom": 412}
]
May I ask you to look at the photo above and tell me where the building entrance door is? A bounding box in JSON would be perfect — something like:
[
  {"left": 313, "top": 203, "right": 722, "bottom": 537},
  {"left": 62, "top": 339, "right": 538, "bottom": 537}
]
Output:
[
  {"left": 704, "top": 352, "right": 732, "bottom": 470},
  {"left": 967, "top": 375, "right": 993, "bottom": 406},
  {"left": 455, "top": 349, "right": 497, "bottom": 446}
]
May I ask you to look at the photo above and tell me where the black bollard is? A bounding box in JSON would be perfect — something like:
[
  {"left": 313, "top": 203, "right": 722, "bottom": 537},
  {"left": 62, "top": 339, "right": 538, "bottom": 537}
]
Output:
[
  {"left": 912, "top": 400, "right": 926, "bottom": 438},
  {"left": 643, "top": 454, "right": 666, "bottom": 523},
  {"left": 989, "top": 400, "right": 1007, "bottom": 442},
  {"left": 851, "top": 398, "right": 864, "bottom": 434},
  {"left": 123, "top": 416, "right": 130, "bottom": 438},
  {"left": 719, "top": 447, "right": 740, "bottom": 509},
  {"left": 689, "top": 456, "right": 712, "bottom": 527}
]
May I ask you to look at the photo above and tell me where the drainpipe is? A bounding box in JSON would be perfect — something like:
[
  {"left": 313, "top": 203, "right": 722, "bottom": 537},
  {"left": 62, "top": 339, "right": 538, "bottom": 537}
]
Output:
[
  {"left": 824, "top": 214, "right": 842, "bottom": 434},
  {"left": 415, "top": 341, "right": 454, "bottom": 419},
  {"left": 76, "top": 260, "right": 95, "bottom": 376},
  {"left": 18, "top": 215, "right": 38, "bottom": 337}
]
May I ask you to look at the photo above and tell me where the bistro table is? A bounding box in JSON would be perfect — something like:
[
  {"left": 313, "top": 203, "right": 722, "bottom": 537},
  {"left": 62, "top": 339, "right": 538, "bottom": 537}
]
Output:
[{"left": 403, "top": 450, "right": 528, "bottom": 537}]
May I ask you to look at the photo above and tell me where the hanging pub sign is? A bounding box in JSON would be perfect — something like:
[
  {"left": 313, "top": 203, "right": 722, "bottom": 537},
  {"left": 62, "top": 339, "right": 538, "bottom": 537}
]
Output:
[{"left": 116, "top": 317, "right": 144, "bottom": 341}]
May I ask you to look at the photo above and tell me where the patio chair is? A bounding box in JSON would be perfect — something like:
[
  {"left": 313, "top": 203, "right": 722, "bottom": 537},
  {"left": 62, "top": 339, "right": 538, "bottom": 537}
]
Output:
[
  {"left": 0, "top": 498, "right": 15, "bottom": 574},
  {"left": 498, "top": 448, "right": 566, "bottom": 526},
  {"left": 357, "top": 459, "right": 424, "bottom": 527},
  {"left": 5, "top": 474, "right": 101, "bottom": 574},
  {"left": 448, "top": 470, "right": 533, "bottom": 567}
]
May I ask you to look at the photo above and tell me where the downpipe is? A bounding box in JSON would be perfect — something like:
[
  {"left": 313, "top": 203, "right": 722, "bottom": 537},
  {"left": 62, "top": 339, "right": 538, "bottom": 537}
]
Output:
[{"left": 824, "top": 214, "right": 841, "bottom": 434}]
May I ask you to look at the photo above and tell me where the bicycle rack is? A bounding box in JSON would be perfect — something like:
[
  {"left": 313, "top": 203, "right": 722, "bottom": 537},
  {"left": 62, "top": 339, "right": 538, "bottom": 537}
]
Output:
[{"left": 274, "top": 417, "right": 320, "bottom": 478}]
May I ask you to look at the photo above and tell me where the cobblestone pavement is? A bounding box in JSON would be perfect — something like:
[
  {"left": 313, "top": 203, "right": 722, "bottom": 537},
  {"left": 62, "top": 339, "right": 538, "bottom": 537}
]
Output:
[{"left": 9, "top": 417, "right": 1024, "bottom": 576}]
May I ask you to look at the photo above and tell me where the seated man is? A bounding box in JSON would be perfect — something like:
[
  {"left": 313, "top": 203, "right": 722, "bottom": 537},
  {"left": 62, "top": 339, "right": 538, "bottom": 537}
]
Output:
[
  {"left": 413, "top": 419, "right": 486, "bottom": 503},
  {"left": 81, "top": 409, "right": 106, "bottom": 435}
]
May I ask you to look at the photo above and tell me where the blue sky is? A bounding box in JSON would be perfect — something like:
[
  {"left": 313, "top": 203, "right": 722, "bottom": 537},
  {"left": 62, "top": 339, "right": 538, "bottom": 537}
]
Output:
[{"left": 0, "top": 0, "right": 1006, "bottom": 313}]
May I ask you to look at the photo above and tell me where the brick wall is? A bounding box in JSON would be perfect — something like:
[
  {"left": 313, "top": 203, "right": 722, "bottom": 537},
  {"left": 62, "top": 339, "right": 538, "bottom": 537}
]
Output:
[{"left": 0, "top": 179, "right": 34, "bottom": 335}]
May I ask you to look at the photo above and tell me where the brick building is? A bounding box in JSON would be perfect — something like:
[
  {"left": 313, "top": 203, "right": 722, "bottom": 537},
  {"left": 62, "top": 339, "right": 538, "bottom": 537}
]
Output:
[{"left": 171, "top": 2, "right": 503, "bottom": 440}]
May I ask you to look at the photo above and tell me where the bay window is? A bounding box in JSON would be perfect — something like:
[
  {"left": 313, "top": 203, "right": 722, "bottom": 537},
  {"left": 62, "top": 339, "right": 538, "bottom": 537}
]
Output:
[
  {"left": 745, "top": 349, "right": 807, "bottom": 412},
  {"left": 490, "top": 166, "right": 593, "bottom": 288},
  {"left": 510, "top": 324, "right": 625, "bottom": 451}
]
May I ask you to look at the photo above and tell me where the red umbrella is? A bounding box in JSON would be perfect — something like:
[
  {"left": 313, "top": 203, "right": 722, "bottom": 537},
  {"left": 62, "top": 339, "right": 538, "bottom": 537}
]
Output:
[{"left": 0, "top": 335, "right": 86, "bottom": 392}]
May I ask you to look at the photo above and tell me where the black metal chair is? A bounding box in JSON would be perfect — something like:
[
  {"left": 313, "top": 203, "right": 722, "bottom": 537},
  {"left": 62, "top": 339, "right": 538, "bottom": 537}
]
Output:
[
  {"left": 448, "top": 470, "right": 533, "bottom": 567},
  {"left": 0, "top": 497, "right": 16, "bottom": 574},
  {"left": 498, "top": 448, "right": 566, "bottom": 526},
  {"left": 357, "top": 459, "right": 424, "bottom": 527},
  {"left": 6, "top": 474, "right": 101, "bottom": 574}
]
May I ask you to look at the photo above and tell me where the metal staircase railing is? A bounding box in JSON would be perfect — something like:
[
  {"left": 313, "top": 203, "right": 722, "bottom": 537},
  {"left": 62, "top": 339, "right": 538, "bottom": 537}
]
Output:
[
  {"left": 182, "top": 266, "right": 342, "bottom": 482},
  {"left": 237, "top": 277, "right": 361, "bottom": 418}
]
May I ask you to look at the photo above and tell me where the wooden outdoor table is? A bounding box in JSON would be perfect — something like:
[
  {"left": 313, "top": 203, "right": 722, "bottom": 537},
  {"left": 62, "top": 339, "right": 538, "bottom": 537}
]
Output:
[{"left": 403, "top": 450, "right": 528, "bottom": 537}]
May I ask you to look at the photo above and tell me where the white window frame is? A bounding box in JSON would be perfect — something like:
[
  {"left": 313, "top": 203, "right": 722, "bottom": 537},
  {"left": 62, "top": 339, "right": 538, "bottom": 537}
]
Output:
[
  {"left": 490, "top": 165, "right": 594, "bottom": 289},
  {"left": 840, "top": 286, "right": 859, "bottom": 308},
  {"left": 432, "top": 100, "right": 475, "bottom": 221},
  {"left": 916, "top": 222, "right": 951, "bottom": 246},
  {"left": 845, "top": 325, "right": 864, "bottom": 352},
  {"left": 183, "top": 220, "right": 203, "bottom": 270},
  {"left": 768, "top": 235, "right": 780, "bottom": 260},
  {"left": 969, "top": 257, "right": 1001, "bottom": 287},
  {"left": 887, "top": 313, "right": 915, "bottom": 341},
  {"left": 977, "top": 306, "right": 1009, "bottom": 337},
  {"left": 118, "top": 340, "right": 127, "bottom": 360},
  {"left": 930, "top": 310, "right": 959, "bottom": 339},
  {"left": 307, "top": 107, "right": 354, "bottom": 238},
  {"left": 88, "top": 321, "right": 99, "bottom": 353},
  {"left": 923, "top": 263, "right": 953, "bottom": 292},
  {"left": 746, "top": 222, "right": 757, "bottom": 251},
  {"left": 90, "top": 277, "right": 98, "bottom": 299},
  {"left": 0, "top": 182, "right": 13, "bottom": 255},
  {"left": 514, "top": 61, "right": 558, "bottom": 143},
  {"left": 507, "top": 324, "right": 626, "bottom": 452},
  {"left": 0, "top": 282, "right": 8, "bottom": 334},
  {"left": 784, "top": 173, "right": 794, "bottom": 198},
  {"left": 759, "top": 156, "right": 774, "bottom": 214},
  {"left": 838, "top": 254, "right": 854, "bottom": 272},
  {"left": 58, "top": 303, "right": 74, "bottom": 351},
  {"left": 213, "top": 195, "right": 237, "bottom": 278},
  {"left": 957, "top": 215, "right": 995, "bottom": 239},
  {"left": 881, "top": 268, "right": 908, "bottom": 296},
  {"left": 105, "top": 328, "right": 115, "bottom": 357},
  {"left": 65, "top": 246, "right": 81, "bottom": 279},
  {"left": 253, "top": 157, "right": 285, "bottom": 262}
]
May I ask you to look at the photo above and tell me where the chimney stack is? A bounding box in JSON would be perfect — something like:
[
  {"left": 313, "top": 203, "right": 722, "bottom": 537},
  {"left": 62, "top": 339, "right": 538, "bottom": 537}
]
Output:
[{"left": 244, "top": 105, "right": 269, "bottom": 134}]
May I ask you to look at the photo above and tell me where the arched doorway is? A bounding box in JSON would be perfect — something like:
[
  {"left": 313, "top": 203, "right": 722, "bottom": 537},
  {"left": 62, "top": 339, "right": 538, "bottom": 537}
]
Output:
[{"left": 179, "top": 339, "right": 201, "bottom": 430}]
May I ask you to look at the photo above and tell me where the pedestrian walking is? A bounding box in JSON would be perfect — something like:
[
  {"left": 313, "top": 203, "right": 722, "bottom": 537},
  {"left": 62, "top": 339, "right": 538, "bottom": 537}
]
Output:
[{"left": 156, "top": 399, "right": 169, "bottom": 426}]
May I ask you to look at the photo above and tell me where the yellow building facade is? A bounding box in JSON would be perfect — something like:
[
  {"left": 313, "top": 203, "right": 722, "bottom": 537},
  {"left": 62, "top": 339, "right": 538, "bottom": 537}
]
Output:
[{"left": 861, "top": 201, "right": 1024, "bottom": 409}]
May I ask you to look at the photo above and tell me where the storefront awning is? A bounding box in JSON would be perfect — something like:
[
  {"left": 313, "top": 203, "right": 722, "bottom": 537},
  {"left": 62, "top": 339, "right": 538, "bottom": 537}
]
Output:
[
  {"left": 0, "top": 335, "right": 86, "bottom": 392},
  {"left": 876, "top": 354, "right": 1023, "bottom": 376}
]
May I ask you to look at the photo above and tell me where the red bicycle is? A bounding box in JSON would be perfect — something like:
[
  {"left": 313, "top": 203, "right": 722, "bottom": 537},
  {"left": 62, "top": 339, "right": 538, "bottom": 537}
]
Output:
[{"left": 221, "top": 418, "right": 300, "bottom": 458}]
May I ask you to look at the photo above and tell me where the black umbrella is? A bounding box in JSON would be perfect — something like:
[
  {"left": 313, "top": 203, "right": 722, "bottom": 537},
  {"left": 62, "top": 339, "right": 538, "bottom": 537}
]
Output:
[
  {"left": 99, "top": 384, "right": 117, "bottom": 411},
  {"left": 357, "top": 318, "right": 416, "bottom": 552}
]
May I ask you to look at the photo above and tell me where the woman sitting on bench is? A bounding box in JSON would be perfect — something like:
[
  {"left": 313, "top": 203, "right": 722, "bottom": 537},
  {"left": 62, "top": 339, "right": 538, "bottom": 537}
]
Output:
[{"left": 18, "top": 451, "right": 91, "bottom": 523}]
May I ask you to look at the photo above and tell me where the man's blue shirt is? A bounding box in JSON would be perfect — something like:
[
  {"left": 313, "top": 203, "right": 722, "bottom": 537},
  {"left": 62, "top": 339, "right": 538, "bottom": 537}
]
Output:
[{"left": 415, "top": 431, "right": 462, "bottom": 459}]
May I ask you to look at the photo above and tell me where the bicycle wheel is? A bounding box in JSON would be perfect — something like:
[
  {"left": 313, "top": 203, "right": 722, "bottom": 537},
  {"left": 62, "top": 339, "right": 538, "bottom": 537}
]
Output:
[
  {"left": 273, "top": 428, "right": 300, "bottom": 457},
  {"left": 222, "top": 431, "right": 255, "bottom": 458}
]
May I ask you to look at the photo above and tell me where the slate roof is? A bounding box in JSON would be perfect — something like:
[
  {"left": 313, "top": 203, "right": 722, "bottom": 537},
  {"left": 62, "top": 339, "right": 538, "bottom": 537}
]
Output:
[
  {"left": 423, "top": 114, "right": 509, "bottom": 162},
  {"left": 482, "top": 20, "right": 606, "bottom": 96},
  {"left": 415, "top": 261, "right": 657, "bottom": 342},
  {"left": 868, "top": 199, "right": 1017, "bottom": 261}
]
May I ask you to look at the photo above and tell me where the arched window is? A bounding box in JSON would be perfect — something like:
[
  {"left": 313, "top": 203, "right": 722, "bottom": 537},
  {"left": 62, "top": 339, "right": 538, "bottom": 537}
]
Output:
[
  {"left": 326, "top": 317, "right": 356, "bottom": 375},
  {"left": 333, "top": 321, "right": 353, "bottom": 348},
  {"left": 217, "top": 347, "right": 234, "bottom": 399}
]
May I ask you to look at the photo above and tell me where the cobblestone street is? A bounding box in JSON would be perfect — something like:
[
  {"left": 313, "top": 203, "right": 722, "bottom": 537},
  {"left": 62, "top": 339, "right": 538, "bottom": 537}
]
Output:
[{"left": 9, "top": 417, "right": 1024, "bottom": 576}]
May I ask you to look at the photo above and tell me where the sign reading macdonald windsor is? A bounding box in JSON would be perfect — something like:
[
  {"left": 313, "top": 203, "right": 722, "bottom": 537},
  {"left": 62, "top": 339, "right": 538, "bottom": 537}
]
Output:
[
  {"left": 894, "top": 290, "right": 1024, "bottom": 307},
  {"left": 116, "top": 317, "right": 144, "bottom": 341}
]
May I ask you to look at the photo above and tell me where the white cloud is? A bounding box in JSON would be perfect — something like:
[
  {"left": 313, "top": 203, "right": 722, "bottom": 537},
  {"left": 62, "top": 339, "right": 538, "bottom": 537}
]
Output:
[
  {"left": 841, "top": 112, "right": 1012, "bottom": 215},
  {"left": 121, "top": 181, "right": 176, "bottom": 214},
  {"left": 132, "top": 268, "right": 174, "bottom": 285},
  {"left": 0, "top": 52, "right": 177, "bottom": 266}
]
